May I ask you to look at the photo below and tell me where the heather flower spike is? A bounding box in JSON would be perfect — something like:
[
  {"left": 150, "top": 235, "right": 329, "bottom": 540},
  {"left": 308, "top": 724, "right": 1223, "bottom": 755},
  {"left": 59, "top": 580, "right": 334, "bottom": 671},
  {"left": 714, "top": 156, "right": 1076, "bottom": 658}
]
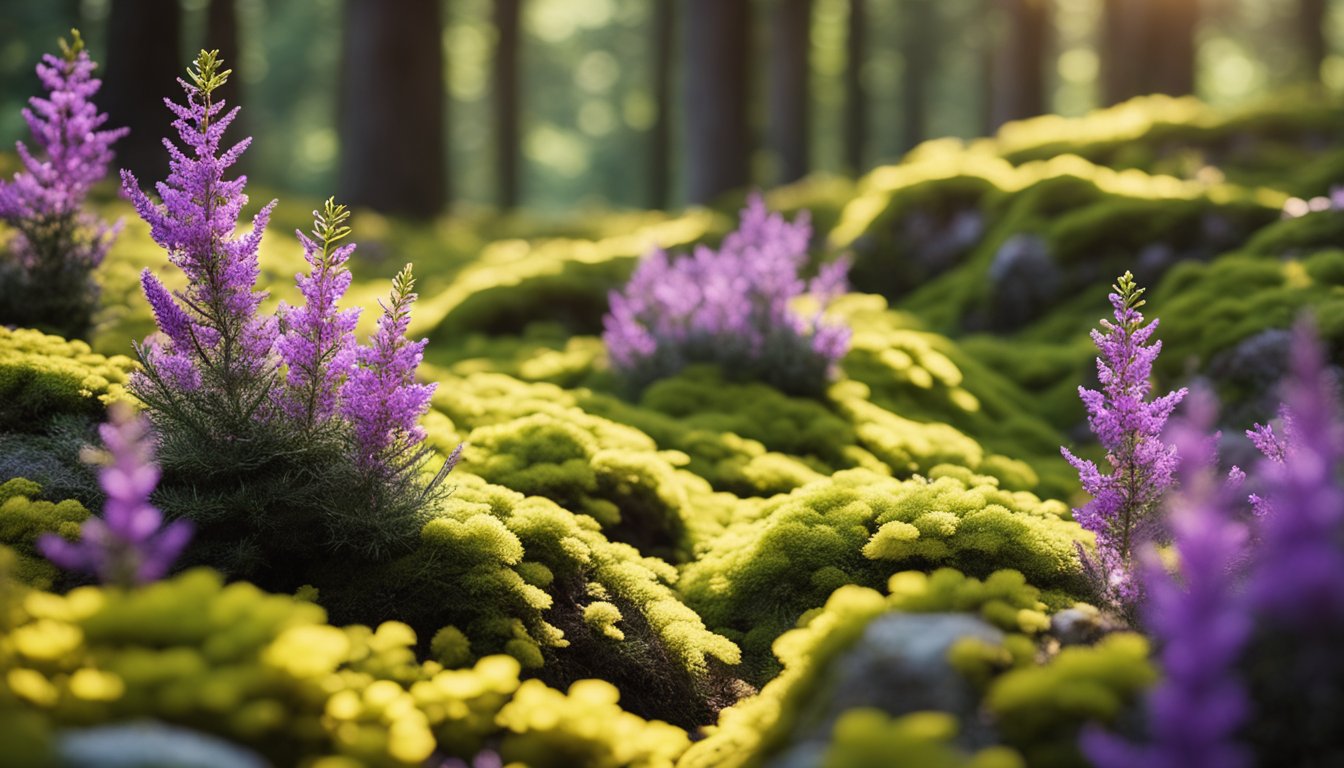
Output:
[
  {"left": 0, "top": 28, "right": 127, "bottom": 337},
  {"left": 123, "top": 48, "right": 277, "bottom": 414},
  {"left": 1082, "top": 388, "right": 1252, "bottom": 768},
  {"left": 1062, "top": 271, "right": 1187, "bottom": 610},
  {"left": 342, "top": 264, "right": 436, "bottom": 473},
  {"left": 276, "top": 197, "right": 361, "bottom": 427},
  {"left": 1249, "top": 320, "right": 1344, "bottom": 628},
  {"left": 37, "top": 404, "right": 193, "bottom": 587}
]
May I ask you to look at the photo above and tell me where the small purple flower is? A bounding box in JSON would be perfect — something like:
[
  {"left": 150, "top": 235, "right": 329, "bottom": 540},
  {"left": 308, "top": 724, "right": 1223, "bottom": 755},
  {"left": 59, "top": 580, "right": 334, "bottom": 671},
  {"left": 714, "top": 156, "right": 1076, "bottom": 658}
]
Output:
[
  {"left": 341, "top": 264, "right": 435, "bottom": 473},
  {"left": 275, "top": 198, "right": 361, "bottom": 427},
  {"left": 38, "top": 404, "right": 192, "bottom": 586},
  {"left": 603, "top": 195, "right": 851, "bottom": 394},
  {"left": 1061, "top": 272, "right": 1187, "bottom": 609}
]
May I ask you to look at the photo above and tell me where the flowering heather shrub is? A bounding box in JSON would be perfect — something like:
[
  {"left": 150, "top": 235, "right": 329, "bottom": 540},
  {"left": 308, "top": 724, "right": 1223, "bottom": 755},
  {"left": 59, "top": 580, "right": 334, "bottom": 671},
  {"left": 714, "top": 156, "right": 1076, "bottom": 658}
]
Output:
[
  {"left": 1082, "top": 389, "right": 1252, "bottom": 768},
  {"left": 1061, "top": 271, "right": 1186, "bottom": 611},
  {"left": 0, "top": 30, "right": 126, "bottom": 339},
  {"left": 1079, "top": 322, "right": 1344, "bottom": 767},
  {"left": 122, "top": 50, "right": 447, "bottom": 583},
  {"left": 37, "top": 403, "right": 192, "bottom": 587},
  {"left": 603, "top": 195, "right": 851, "bottom": 396}
]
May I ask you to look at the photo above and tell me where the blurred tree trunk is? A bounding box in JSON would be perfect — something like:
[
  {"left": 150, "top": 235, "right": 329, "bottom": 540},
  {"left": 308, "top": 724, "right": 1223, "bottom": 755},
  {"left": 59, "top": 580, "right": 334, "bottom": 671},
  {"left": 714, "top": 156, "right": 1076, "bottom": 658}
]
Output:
[
  {"left": 1101, "top": 0, "right": 1143, "bottom": 104},
  {"left": 684, "top": 0, "right": 752, "bottom": 205},
  {"left": 338, "top": 0, "right": 446, "bottom": 219},
  {"left": 103, "top": 0, "right": 182, "bottom": 182},
  {"left": 1103, "top": 0, "right": 1198, "bottom": 103},
  {"left": 205, "top": 0, "right": 243, "bottom": 165},
  {"left": 900, "top": 0, "right": 938, "bottom": 151},
  {"left": 844, "top": 0, "right": 867, "bottom": 175},
  {"left": 1299, "top": 0, "right": 1328, "bottom": 83},
  {"left": 988, "top": 0, "right": 1049, "bottom": 130},
  {"left": 1146, "top": 0, "right": 1198, "bottom": 96},
  {"left": 492, "top": 0, "right": 521, "bottom": 210},
  {"left": 767, "top": 0, "right": 812, "bottom": 184},
  {"left": 650, "top": 0, "right": 674, "bottom": 209}
]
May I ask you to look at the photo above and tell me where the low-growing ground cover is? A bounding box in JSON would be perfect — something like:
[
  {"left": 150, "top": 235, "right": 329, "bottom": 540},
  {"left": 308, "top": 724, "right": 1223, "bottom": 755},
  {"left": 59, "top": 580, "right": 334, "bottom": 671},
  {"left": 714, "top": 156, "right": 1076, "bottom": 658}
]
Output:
[{"left": 1, "top": 38, "right": 1342, "bottom": 768}]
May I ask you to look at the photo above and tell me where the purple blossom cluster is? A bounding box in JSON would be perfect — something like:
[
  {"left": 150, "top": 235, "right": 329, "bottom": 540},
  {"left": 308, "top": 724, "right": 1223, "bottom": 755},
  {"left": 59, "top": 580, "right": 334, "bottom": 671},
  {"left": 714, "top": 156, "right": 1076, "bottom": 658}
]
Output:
[
  {"left": 125, "top": 50, "right": 438, "bottom": 478},
  {"left": 1083, "top": 389, "right": 1252, "bottom": 768},
  {"left": 603, "top": 195, "right": 851, "bottom": 395},
  {"left": 1082, "top": 321, "right": 1344, "bottom": 767},
  {"left": 0, "top": 30, "right": 126, "bottom": 336},
  {"left": 341, "top": 264, "right": 436, "bottom": 474},
  {"left": 275, "top": 198, "right": 362, "bottom": 427},
  {"left": 1061, "top": 271, "right": 1186, "bottom": 608},
  {"left": 38, "top": 404, "right": 192, "bottom": 587},
  {"left": 123, "top": 49, "right": 275, "bottom": 403}
]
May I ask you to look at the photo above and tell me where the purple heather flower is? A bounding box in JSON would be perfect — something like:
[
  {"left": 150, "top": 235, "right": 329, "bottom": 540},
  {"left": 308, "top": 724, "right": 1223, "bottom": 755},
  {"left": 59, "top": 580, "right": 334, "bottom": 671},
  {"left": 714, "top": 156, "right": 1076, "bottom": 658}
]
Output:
[
  {"left": 122, "top": 49, "right": 276, "bottom": 398},
  {"left": 341, "top": 264, "right": 435, "bottom": 473},
  {"left": 38, "top": 404, "right": 192, "bottom": 586},
  {"left": 0, "top": 30, "right": 126, "bottom": 227},
  {"left": 603, "top": 195, "right": 851, "bottom": 393},
  {"left": 275, "top": 198, "right": 361, "bottom": 427},
  {"left": 1061, "top": 271, "right": 1187, "bottom": 609},
  {"left": 1082, "top": 387, "right": 1252, "bottom": 768},
  {"left": 1248, "top": 321, "right": 1344, "bottom": 628},
  {"left": 0, "top": 30, "right": 126, "bottom": 303}
]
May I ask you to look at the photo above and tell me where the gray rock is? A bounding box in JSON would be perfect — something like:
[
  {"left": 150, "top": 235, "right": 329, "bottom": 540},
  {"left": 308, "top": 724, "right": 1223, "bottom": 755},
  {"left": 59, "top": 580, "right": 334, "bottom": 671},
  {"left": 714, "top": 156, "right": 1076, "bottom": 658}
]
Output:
[
  {"left": 765, "top": 613, "right": 1004, "bottom": 768},
  {"left": 56, "top": 720, "right": 268, "bottom": 768}
]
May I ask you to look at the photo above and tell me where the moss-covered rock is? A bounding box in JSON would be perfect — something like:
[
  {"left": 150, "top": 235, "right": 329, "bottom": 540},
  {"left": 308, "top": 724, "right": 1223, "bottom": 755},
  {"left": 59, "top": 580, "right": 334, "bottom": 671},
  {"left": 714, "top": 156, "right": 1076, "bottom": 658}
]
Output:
[{"left": 0, "top": 328, "right": 134, "bottom": 432}]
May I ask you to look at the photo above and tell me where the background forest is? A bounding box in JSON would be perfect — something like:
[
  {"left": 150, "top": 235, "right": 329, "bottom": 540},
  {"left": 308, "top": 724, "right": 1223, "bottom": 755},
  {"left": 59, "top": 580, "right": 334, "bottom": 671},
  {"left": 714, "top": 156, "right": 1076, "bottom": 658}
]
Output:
[{"left": 0, "top": 0, "right": 1337, "bottom": 215}]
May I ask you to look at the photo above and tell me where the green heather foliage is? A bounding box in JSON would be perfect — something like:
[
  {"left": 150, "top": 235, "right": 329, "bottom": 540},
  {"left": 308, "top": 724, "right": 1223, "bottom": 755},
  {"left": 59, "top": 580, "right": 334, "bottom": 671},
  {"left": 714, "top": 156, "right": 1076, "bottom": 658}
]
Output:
[
  {"left": 0, "top": 327, "right": 133, "bottom": 431},
  {"left": 0, "top": 561, "right": 692, "bottom": 767},
  {"left": 0, "top": 478, "right": 89, "bottom": 589}
]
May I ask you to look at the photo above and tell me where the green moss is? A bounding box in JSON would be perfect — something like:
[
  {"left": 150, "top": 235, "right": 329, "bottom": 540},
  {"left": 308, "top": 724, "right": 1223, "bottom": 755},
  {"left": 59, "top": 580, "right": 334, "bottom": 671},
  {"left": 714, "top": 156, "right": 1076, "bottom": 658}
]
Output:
[
  {"left": 0, "top": 567, "right": 692, "bottom": 767},
  {"left": 823, "top": 709, "right": 1025, "bottom": 768},
  {"left": 985, "top": 633, "right": 1156, "bottom": 768},
  {"left": 0, "top": 328, "right": 135, "bottom": 432},
  {"left": 680, "top": 470, "right": 1083, "bottom": 678},
  {"left": 315, "top": 473, "right": 740, "bottom": 728},
  {"left": 0, "top": 479, "right": 91, "bottom": 590}
]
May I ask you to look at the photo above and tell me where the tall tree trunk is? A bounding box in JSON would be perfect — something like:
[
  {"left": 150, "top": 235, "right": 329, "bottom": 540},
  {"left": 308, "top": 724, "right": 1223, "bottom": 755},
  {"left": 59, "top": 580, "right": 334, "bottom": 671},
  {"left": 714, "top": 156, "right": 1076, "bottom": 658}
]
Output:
[
  {"left": 988, "top": 0, "right": 1050, "bottom": 130},
  {"left": 1101, "top": 0, "right": 1143, "bottom": 104},
  {"left": 338, "top": 0, "right": 446, "bottom": 219},
  {"left": 1299, "top": 0, "right": 1328, "bottom": 83},
  {"left": 492, "top": 0, "right": 521, "bottom": 210},
  {"left": 1145, "top": 0, "right": 1197, "bottom": 96},
  {"left": 650, "top": 0, "right": 674, "bottom": 209},
  {"left": 684, "top": 0, "right": 752, "bottom": 205},
  {"left": 102, "top": 0, "right": 183, "bottom": 182},
  {"left": 844, "top": 0, "right": 867, "bottom": 175},
  {"left": 1103, "top": 0, "right": 1198, "bottom": 103},
  {"left": 900, "top": 0, "right": 938, "bottom": 151},
  {"left": 767, "top": 0, "right": 812, "bottom": 184}
]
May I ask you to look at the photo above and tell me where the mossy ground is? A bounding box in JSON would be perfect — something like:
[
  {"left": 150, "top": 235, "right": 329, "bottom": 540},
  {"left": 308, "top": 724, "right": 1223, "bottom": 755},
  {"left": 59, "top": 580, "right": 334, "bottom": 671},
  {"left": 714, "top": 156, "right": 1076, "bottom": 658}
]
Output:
[{"left": 1, "top": 93, "right": 1338, "bottom": 765}]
